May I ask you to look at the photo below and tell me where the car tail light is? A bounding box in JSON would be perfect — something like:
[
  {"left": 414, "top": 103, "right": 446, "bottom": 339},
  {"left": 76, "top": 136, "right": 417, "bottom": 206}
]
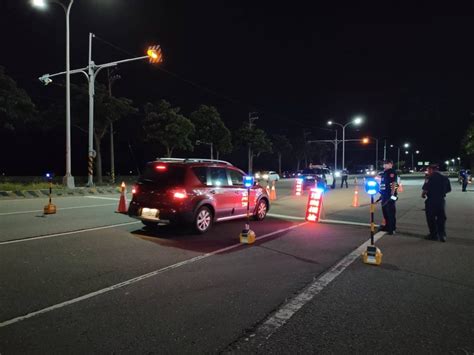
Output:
[
  {"left": 131, "top": 185, "right": 138, "bottom": 194},
  {"left": 155, "top": 164, "right": 167, "bottom": 171},
  {"left": 171, "top": 188, "right": 187, "bottom": 199}
]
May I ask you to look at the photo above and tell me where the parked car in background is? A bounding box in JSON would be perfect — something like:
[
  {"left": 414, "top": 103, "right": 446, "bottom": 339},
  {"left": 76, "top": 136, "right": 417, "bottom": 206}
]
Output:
[
  {"left": 254, "top": 170, "right": 280, "bottom": 182},
  {"left": 298, "top": 166, "right": 333, "bottom": 190},
  {"left": 128, "top": 158, "right": 270, "bottom": 233}
]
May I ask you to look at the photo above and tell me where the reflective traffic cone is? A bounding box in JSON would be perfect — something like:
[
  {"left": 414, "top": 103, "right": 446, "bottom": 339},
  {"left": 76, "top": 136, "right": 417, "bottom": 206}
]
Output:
[
  {"left": 116, "top": 181, "right": 128, "bottom": 213},
  {"left": 352, "top": 185, "right": 360, "bottom": 207},
  {"left": 266, "top": 182, "right": 271, "bottom": 195},
  {"left": 270, "top": 181, "right": 277, "bottom": 200}
]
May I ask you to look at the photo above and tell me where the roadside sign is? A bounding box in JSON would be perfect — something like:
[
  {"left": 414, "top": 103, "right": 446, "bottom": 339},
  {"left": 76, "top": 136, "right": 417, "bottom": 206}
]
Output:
[{"left": 295, "top": 178, "right": 303, "bottom": 196}]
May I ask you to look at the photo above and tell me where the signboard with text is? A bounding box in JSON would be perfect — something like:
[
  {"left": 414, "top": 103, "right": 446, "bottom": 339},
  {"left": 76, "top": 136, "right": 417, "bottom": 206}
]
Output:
[{"left": 305, "top": 187, "right": 324, "bottom": 222}]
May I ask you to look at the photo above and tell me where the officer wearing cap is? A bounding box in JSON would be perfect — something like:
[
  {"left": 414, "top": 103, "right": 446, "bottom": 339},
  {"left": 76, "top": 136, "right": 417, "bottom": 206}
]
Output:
[
  {"left": 379, "top": 159, "right": 398, "bottom": 235},
  {"left": 422, "top": 164, "right": 451, "bottom": 242}
]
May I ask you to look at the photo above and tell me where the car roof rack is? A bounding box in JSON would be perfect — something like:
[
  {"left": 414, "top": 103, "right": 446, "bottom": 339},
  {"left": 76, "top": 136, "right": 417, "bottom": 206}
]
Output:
[{"left": 155, "top": 157, "right": 233, "bottom": 166}]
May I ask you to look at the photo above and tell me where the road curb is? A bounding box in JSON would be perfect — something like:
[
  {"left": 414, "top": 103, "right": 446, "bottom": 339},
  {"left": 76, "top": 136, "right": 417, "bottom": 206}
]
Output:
[{"left": 0, "top": 187, "right": 121, "bottom": 200}]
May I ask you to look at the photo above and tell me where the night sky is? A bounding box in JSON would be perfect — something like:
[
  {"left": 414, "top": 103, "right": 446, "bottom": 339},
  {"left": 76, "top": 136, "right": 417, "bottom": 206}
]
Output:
[{"left": 1, "top": 0, "right": 473, "bottom": 175}]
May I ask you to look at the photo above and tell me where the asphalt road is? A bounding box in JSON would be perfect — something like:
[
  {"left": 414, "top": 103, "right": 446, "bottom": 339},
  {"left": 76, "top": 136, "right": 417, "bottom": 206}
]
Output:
[{"left": 0, "top": 178, "right": 473, "bottom": 353}]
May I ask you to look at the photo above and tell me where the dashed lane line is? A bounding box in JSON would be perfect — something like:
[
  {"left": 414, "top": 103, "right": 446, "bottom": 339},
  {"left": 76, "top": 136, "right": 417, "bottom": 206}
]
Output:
[
  {"left": 0, "top": 221, "right": 141, "bottom": 246},
  {"left": 0, "top": 203, "right": 116, "bottom": 216},
  {"left": 0, "top": 222, "right": 307, "bottom": 328},
  {"left": 240, "top": 231, "right": 386, "bottom": 346}
]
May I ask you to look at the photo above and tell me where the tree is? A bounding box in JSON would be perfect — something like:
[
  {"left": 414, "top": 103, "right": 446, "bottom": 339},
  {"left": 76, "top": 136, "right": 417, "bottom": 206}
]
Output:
[
  {"left": 143, "top": 100, "right": 195, "bottom": 158},
  {"left": 190, "top": 105, "right": 232, "bottom": 159},
  {"left": 235, "top": 123, "right": 272, "bottom": 172},
  {"left": 272, "top": 134, "right": 292, "bottom": 175},
  {"left": 71, "top": 83, "right": 137, "bottom": 183},
  {"left": 0, "top": 66, "right": 36, "bottom": 130},
  {"left": 462, "top": 122, "right": 474, "bottom": 157}
]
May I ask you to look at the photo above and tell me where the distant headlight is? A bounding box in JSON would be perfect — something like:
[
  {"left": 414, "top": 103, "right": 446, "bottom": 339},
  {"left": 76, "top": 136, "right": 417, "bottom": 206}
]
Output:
[
  {"left": 371, "top": 171, "right": 376, "bottom": 175},
  {"left": 255, "top": 173, "right": 260, "bottom": 179},
  {"left": 335, "top": 171, "right": 341, "bottom": 178},
  {"left": 262, "top": 174, "right": 269, "bottom": 179}
]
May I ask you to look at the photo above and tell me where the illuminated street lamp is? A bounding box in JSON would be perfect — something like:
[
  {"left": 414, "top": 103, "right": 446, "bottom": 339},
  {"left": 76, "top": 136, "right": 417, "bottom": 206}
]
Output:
[
  {"left": 362, "top": 136, "right": 380, "bottom": 169},
  {"left": 32, "top": 0, "right": 75, "bottom": 188},
  {"left": 327, "top": 116, "right": 364, "bottom": 170}
]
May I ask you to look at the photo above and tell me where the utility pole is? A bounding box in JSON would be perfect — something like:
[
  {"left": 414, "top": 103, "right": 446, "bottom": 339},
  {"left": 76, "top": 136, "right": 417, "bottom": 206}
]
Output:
[
  {"left": 107, "top": 68, "right": 121, "bottom": 184},
  {"left": 248, "top": 112, "right": 259, "bottom": 174}
]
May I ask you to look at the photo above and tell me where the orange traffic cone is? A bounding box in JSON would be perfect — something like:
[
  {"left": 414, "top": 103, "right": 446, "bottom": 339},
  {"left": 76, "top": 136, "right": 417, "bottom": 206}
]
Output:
[
  {"left": 266, "top": 182, "right": 271, "bottom": 195},
  {"left": 270, "top": 181, "right": 277, "bottom": 200},
  {"left": 352, "top": 184, "right": 360, "bottom": 207},
  {"left": 116, "top": 181, "right": 128, "bottom": 213}
]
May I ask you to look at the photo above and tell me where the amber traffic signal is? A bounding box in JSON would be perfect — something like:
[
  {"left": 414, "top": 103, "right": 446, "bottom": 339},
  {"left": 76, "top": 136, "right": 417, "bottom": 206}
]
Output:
[{"left": 147, "top": 45, "right": 163, "bottom": 64}]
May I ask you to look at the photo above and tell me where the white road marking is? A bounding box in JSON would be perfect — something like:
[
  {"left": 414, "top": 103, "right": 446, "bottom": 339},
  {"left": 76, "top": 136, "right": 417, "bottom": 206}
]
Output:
[
  {"left": 0, "top": 203, "right": 116, "bottom": 216},
  {"left": 0, "top": 221, "right": 141, "bottom": 246},
  {"left": 267, "top": 213, "right": 305, "bottom": 221},
  {"left": 84, "top": 196, "right": 120, "bottom": 201},
  {"left": 320, "top": 218, "right": 377, "bottom": 227},
  {"left": 0, "top": 222, "right": 307, "bottom": 328},
  {"left": 248, "top": 231, "right": 386, "bottom": 343}
]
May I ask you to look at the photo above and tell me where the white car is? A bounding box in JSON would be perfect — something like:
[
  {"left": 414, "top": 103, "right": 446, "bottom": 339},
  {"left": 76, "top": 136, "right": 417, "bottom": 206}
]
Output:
[{"left": 255, "top": 170, "right": 280, "bottom": 182}]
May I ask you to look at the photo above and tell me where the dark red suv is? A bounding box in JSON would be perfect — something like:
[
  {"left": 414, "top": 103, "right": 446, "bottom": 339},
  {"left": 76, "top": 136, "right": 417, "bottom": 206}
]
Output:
[{"left": 128, "top": 158, "right": 270, "bottom": 233}]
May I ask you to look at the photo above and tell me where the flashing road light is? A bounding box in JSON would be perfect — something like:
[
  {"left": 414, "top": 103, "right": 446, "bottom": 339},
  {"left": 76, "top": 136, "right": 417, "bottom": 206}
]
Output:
[
  {"left": 147, "top": 45, "right": 163, "bottom": 64},
  {"left": 305, "top": 187, "right": 324, "bottom": 222},
  {"left": 243, "top": 176, "right": 254, "bottom": 188},
  {"left": 365, "top": 179, "right": 380, "bottom": 196},
  {"left": 362, "top": 137, "right": 370, "bottom": 144}
]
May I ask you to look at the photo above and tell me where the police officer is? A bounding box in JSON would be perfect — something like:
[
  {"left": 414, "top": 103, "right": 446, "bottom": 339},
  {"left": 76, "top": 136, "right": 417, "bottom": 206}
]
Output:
[
  {"left": 459, "top": 169, "right": 469, "bottom": 192},
  {"left": 379, "top": 159, "right": 398, "bottom": 235},
  {"left": 422, "top": 164, "right": 451, "bottom": 242},
  {"left": 340, "top": 169, "right": 349, "bottom": 188}
]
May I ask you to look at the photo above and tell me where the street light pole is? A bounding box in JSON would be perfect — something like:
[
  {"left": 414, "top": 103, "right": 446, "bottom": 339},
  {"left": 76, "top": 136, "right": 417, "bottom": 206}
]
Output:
[
  {"left": 383, "top": 139, "right": 387, "bottom": 161},
  {"left": 33, "top": 0, "right": 75, "bottom": 188},
  {"left": 64, "top": 0, "right": 74, "bottom": 188},
  {"left": 334, "top": 129, "right": 338, "bottom": 171},
  {"left": 328, "top": 116, "right": 363, "bottom": 171}
]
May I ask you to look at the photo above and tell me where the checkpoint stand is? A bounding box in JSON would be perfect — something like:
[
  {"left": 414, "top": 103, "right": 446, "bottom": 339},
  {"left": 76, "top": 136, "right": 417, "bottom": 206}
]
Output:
[
  {"left": 240, "top": 176, "right": 256, "bottom": 244},
  {"left": 362, "top": 178, "right": 383, "bottom": 265},
  {"left": 43, "top": 173, "right": 57, "bottom": 215}
]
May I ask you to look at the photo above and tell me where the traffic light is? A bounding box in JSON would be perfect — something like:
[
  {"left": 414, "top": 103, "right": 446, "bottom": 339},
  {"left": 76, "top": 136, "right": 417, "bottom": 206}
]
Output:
[{"left": 147, "top": 45, "right": 163, "bottom": 64}]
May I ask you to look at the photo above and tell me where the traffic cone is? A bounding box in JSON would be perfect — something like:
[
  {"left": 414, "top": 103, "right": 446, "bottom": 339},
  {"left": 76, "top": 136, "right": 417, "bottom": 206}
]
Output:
[
  {"left": 352, "top": 184, "right": 360, "bottom": 207},
  {"left": 270, "top": 180, "right": 277, "bottom": 200},
  {"left": 266, "top": 182, "right": 271, "bottom": 195},
  {"left": 116, "top": 181, "right": 128, "bottom": 213}
]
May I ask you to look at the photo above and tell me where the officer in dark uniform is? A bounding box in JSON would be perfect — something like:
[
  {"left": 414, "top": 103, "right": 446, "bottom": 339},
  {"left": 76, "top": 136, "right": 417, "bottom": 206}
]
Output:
[
  {"left": 422, "top": 164, "right": 451, "bottom": 242},
  {"left": 340, "top": 169, "right": 349, "bottom": 188},
  {"left": 379, "top": 159, "right": 398, "bottom": 235},
  {"left": 459, "top": 169, "right": 469, "bottom": 192}
]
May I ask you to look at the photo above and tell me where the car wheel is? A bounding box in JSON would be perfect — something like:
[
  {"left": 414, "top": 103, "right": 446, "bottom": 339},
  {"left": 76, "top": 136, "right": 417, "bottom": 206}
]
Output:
[
  {"left": 254, "top": 199, "right": 268, "bottom": 221},
  {"left": 194, "top": 206, "right": 213, "bottom": 234},
  {"left": 142, "top": 221, "right": 158, "bottom": 228}
]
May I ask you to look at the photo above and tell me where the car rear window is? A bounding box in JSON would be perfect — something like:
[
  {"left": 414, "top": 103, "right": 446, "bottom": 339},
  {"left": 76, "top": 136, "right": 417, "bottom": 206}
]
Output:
[
  {"left": 302, "top": 168, "right": 323, "bottom": 175},
  {"left": 140, "top": 164, "right": 186, "bottom": 186}
]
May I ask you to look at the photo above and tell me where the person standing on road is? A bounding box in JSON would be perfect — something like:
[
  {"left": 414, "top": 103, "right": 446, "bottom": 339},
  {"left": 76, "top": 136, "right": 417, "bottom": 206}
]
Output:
[
  {"left": 379, "top": 159, "right": 398, "bottom": 235},
  {"left": 340, "top": 169, "right": 349, "bottom": 188},
  {"left": 422, "top": 164, "right": 452, "bottom": 242},
  {"left": 459, "top": 169, "right": 469, "bottom": 192}
]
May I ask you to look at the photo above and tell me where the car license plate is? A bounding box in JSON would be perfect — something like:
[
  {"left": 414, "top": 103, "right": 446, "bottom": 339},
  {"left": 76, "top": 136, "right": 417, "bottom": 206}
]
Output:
[{"left": 141, "top": 208, "right": 159, "bottom": 219}]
